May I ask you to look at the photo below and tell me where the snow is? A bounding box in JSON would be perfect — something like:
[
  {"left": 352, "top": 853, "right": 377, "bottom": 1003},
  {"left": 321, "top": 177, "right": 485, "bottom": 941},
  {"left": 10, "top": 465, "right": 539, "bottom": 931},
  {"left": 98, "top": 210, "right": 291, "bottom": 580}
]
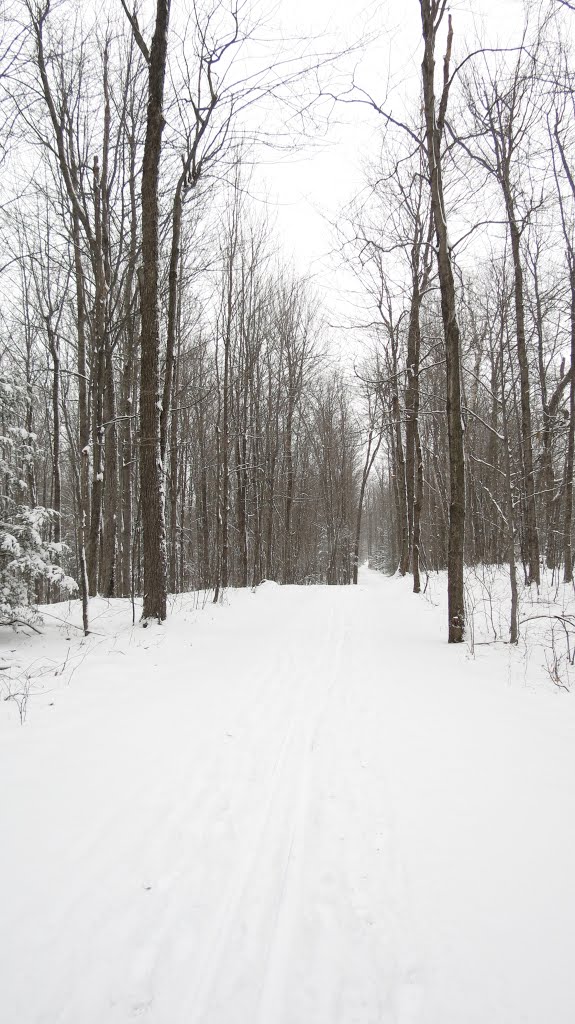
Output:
[
  {"left": 1, "top": 568, "right": 575, "bottom": 1023},
  {"left": 0, "top": 530, "right": 20, "bottom": 555}
]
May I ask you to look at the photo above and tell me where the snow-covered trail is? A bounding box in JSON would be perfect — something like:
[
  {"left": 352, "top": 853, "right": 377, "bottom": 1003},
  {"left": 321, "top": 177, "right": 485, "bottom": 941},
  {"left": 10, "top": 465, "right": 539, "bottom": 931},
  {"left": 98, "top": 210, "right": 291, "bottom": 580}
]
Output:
[{"left": 1, "top": 569, "right": 575, "bottom": 1023}]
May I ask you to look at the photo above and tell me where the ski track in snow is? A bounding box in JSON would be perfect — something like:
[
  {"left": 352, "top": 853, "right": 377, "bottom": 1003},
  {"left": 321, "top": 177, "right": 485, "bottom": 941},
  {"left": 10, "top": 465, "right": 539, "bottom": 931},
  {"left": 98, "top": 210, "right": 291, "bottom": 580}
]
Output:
[{"left": 1, "top": 568, "right": 575, "bottom": 1023}]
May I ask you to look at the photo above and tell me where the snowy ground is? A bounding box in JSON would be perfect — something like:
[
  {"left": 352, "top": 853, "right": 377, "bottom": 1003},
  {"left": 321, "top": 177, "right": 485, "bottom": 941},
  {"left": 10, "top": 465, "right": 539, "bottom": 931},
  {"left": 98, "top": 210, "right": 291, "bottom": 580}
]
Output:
[{"left": 1, "top": 567, "right": 575, "bottom": 1023}]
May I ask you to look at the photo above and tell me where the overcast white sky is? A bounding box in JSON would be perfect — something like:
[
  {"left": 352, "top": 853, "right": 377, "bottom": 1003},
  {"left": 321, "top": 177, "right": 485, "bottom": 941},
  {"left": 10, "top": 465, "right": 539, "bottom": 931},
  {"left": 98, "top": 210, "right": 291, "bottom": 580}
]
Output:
[{"left": 244, "top": 0, "right": 527, "bottom": 294}]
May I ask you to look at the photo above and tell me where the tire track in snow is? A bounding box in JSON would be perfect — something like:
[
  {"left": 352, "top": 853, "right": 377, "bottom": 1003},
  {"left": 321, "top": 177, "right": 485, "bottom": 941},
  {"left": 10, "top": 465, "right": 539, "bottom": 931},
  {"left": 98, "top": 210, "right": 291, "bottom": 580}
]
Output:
[
  {"left": 116, "top": 630, "right": 307, "bottom": 1020},
  {"left": 185, "top": 597, "right": 348, "bottom": 1024},
  {"left": 251, "top": 578, "right": 427, "bottom": 1024},
  {"left": 4, "top": 600, "right": 308, "bottom": 1024},
  {"left": 253, "top": 601, "right": 349, "bottom": 1024},
  {"left": 183, "top": 650, "right": 306, "bottom": 1022}
]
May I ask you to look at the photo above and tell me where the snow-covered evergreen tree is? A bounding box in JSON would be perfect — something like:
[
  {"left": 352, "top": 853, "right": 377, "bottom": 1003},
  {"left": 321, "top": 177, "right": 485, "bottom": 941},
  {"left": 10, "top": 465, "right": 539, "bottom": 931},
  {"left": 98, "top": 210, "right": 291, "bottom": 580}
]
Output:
[{"left": 0, "top": 379, "right": 77, "bottom": 624}]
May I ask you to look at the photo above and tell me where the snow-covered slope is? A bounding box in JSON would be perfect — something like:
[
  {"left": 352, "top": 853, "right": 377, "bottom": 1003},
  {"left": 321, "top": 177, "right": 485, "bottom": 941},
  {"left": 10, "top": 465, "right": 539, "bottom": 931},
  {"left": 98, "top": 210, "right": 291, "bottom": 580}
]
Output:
[{"left": 1, "top": 569, "right": 574, "bottom": 1023}]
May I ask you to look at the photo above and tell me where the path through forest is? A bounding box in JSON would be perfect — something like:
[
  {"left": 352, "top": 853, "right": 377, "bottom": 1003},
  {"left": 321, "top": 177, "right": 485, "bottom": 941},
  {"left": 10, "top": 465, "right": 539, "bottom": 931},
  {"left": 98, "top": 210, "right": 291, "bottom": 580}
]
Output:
[{"left": 1, "top": 569, "right": 575, "bottom": 1022}]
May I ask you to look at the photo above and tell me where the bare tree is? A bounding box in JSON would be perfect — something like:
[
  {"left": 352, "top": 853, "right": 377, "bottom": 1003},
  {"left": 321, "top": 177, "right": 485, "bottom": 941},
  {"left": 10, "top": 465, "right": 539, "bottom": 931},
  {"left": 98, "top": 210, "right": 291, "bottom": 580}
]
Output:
[
  {"left": 123, "top": 0, "right": 171, "bottom": 622},
  {"left": 420, "top": 2, "right": 465, "bottom": 641}
]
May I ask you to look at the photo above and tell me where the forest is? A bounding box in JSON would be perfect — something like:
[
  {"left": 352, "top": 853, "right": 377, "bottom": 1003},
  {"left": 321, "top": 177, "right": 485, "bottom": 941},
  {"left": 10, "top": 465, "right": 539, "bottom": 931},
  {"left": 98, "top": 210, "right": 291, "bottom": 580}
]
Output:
[{"left": 1, "top": 0, "right": 575, "bottom": 645}]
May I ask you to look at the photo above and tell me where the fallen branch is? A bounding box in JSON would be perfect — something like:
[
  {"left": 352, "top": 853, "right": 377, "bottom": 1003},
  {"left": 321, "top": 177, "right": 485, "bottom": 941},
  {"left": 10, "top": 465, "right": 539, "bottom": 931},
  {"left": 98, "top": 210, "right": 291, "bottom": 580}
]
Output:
[
  {"left": 0, "top": 618, "right": 43, "bottom": 634},
  {"left": 519, "top": 613, "right": 575, "bottom": 626}
]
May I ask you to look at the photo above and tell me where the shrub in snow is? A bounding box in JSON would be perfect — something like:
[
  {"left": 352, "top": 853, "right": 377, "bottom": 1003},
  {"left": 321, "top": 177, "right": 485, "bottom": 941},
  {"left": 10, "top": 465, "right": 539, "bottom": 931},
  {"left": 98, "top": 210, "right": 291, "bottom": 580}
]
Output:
[{"left": 0, "top": 506, "right": 78, "bottom": 623}]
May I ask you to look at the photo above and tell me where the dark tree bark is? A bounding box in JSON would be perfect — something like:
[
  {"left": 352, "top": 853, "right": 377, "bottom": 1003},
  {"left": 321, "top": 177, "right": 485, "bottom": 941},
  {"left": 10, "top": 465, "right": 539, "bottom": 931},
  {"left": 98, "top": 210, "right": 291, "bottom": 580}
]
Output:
[
  {"left": 420, "top": 2, "right": 465, "bottom": 641},
  {"left": 86, "top": 152, "right": 107, "bottom": 595},
  {"left": 504, "top": 188, "right": 540, "bottom": 585},
  {"left": 160, "top": 173, "right": 184, "bottom": 469},
  {"left": 168, "top": 331, "right": 181, "bottom": 593},
  {"left": 552, "top": 118, "right": 575, "bottom": 583},
  {"left": 498, "top": 316, "right": 520, "bottom": 643},
  {"left": 119, "top": 96, "right": 140, "bottom": 600},
  {"left": 134, "top": 0, "right": 171, "bottom": 621},
  {"left": 353, "top": 399, "right": 383, "bottom": 585},
  {"left": 46, "top": 316, "right": 61, "bottom": 544},
  {"left": 404, "top": 203, "right": 433, "bottom": 587},
  {"left": 562, "top": 265, "right": 575, "bottom": 582},
  {"left": 412, "top": 421, "right": 424, "bottom": 593}
]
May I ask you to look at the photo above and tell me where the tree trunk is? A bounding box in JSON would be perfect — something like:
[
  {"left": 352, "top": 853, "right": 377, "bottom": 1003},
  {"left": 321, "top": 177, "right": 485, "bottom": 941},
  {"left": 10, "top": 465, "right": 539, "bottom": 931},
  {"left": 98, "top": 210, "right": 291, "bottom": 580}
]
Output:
[
  {"left": 504, "top": 188, "right": 540, "bottom": 585},
  {"left": 563, "top": 264, "right": 575, "bottom": 582},
  {"left": 420, "top": 3, "right": 465, "bottom": 641},
  {"left": 46, "top": 318, "right": 61, "bottom": 544},
  {"left": 101, "top": 350, "right": 118, "bottom": 597},
  {"left": 138, "top": 0, "right": 171, "bottom": 622},
  {"left": 412, "top": 422, "right": 424, "bottom": 593},
  {"left": 500, "top": 330, "right": 519, "bottom": 643}
]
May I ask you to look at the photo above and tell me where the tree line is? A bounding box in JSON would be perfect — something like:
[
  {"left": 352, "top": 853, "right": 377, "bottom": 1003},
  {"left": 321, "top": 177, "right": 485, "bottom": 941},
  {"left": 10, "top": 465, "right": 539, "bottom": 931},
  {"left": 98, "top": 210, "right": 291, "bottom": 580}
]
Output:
[
  {"left": 342, "top": 0, "right": 575, "bottom": 642},
  {"left": 0, "top": 0, "right": 369, "bottom": 630},
  {"left": 2, "top": 0, "right": 575, "bottom": 645}
]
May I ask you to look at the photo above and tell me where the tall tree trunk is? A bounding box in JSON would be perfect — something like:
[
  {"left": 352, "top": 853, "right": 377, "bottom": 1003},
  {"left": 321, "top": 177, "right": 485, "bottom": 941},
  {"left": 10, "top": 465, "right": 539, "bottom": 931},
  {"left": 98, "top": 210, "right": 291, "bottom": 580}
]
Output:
[
  {"left": 220, "top": 322, "right": 231, "bottom": 594},
  {"left": 235, "top": 418, "right": 249, "bottom": 587},
  {"left": 404, "top": 285, "right": 419, "bottom": 567},
  {"left": 86, "top": 151, "right": 109, "bottom": 595},
  {"left": 391, "top": 388, "right": 409, "bottom": 576},
  {"left": 353, "top": 419, "right": 383, "bottom": 584},
  {"left": 504, "top": 186, "right": 540, "bottom": 585},
  {"left": 500, "top": 331, "right": 519, "bottom": 643},
  {"left": 420, "top": 3, "right": 465, "bottom": 642},
  {"left": 101, "top": 351, "right": 118, "bottom": 597},
  {"left": 551, "top": 124, "right": 575, "bottom": 583},
  {"left": 160, "top": 175, "right": 184, "bottom": 467},
  {"left": 563, "top": 263, "right": 575, "bottom": 583},
  {"left": 120, "top": 127, "right": 139, "bottom": 599},
  {"left": 46, "top": 318, "right": 61, "bottom": 544},
  {"left": 412, "top": 422, "right": 424, "bottom": 593},
  {"left": 138, "top": 0, "right": 170, "bottom": 621},
  {"left": 72, "top": 207, "right": 90, "bottom": 632},
  {"left": 283, "top": 405, "right": 295, "bottom": 583},
  {"left": 99, "top": 44, "right": 116, "bottom": 597},
  {"left": 168, "top": 330, "right": 181, "bottom": 592}
]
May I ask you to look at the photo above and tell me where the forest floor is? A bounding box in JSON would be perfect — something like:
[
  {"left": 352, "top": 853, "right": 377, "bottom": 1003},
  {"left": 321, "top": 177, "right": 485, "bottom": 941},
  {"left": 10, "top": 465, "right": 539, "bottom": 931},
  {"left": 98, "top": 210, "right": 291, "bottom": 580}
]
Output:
[{"left": 1, "top": 567, "right": 575, "bottom": 1023}]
